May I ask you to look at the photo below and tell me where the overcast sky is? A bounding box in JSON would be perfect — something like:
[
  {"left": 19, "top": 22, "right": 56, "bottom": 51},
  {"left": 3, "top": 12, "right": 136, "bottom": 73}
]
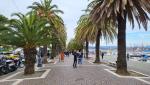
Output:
[{"left": 0, "top": 0, "right": 150, "bottom": 46}]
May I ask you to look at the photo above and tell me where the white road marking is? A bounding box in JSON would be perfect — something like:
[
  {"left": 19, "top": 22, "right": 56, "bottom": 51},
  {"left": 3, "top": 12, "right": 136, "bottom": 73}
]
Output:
[
  {"left": 105, "top": 69, "right": 150, "bottom": 84},
  {"left": 41, "top": 69, "right": 51, "bottom": 78},
  {"left": 88, "top": 61, "right": 94, "bottom": 64},
  {"left": 12, "top": 79, "right": 23, "bottom": 85},
  {"left": 134, "top": 78, "right": 150, "bottom": 85},
  {"left": 0, "top": 79, "right": 16, "bottom": 82},
  {"left": 2, "top": 71, "right": 22, "bottom": 80},
  {"left": 54, "top": 65, "right": 103, "bottom": 67},
  {"left": 104, "top": 69, "right": 120, "bottom": 77},
  {"left": 129, "top": 70, "right": 150, "bottom": 78},
  {"left": 20, "top": 77, "right": 44, "bottom": 80},
  {"left": 0, "top": 69, "right": 51, "bottom": 84},
  {"left": 54, "top": 61, "right": 58, "bottom": 64},
  {"left": 101, "top": 64, "right": 114, "bottom": 69},
  {"left": 105, "top": 69, "right": 150, "bottom": 78}
]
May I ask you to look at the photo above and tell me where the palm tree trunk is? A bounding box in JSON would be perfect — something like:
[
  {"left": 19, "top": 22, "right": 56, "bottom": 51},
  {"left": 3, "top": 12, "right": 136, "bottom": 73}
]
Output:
[
  {"left": 85, "top": 39, "right": 89, "bottom": 59},
  {"left": 116, "top": 12, "right": 128, "bottom": 75},
  {"left": 51, "top": 42, "right": 56, "bottom": 59},
  {"left": 43, "top": 45, "right": 48, "bottom": 64},
  {"left": 56, "top": 44, "right": 61, "bottom": 55},
  {"left": 94, "top": 29, "right": 101, "bottom": 63},
  {"left": 23, "top": 47, "right": 37, "bottom": 75}
]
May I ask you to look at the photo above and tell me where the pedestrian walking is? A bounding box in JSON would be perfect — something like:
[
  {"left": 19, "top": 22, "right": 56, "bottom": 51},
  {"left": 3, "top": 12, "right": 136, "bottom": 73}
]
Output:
[
  {"left": 18, "top": 52, "right": 22, "bottom": 67},
  {"left": 47, "top": 50, "right": 50, "bottom": 59},
  {"left": 67, "top": 51, "right": 69, "bottom": 57},
  {"left": 73, "top": 51, "right": 78, "bottom": 68},
  {"left": 101, "top": 52, "right": 104, "bottom": 60},
  {"left": 37, "top": 50, "right": 42, "bottom": 67},
  {"left": 80, "top": 52, "right": 83, "bottom": 64},
  {"left": 60, "top": 51, "right": 64, "bottom": 62},
  {"left": 40, "top": 47, "right": 44, "bottom": 63},
  {"left": 127, "top": 53, "right": 130, "bottom": 61},
  {"left": 78, "top": 50, "right": 83, "bottom": 64}
]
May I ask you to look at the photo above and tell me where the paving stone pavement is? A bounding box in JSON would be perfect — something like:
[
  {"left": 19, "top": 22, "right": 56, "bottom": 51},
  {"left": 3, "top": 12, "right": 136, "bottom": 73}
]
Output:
[
  {"left": 0, "top": 81, "right": 15, "bottom": 85},
  {"left": 0, "top": 55, "right": 150, "bottom": 85}
]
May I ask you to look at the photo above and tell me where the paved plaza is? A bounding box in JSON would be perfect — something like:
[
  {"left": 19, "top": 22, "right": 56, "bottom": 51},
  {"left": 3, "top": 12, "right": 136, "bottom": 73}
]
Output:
[{"left": 0, "top": 55, "right": 150, "bottom": 85}]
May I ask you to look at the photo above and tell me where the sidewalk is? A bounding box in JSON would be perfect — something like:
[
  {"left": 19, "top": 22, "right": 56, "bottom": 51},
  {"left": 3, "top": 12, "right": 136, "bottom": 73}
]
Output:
[
  {"left": 0, "top": 55, "right": 150, "bottom": 85},
  {"left": 101, "top": 55, "right": 150, "bottom": 79}
]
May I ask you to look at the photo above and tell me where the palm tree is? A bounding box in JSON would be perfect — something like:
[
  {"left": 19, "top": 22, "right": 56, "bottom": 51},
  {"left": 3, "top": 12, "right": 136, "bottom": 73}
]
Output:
[
  {"left": 51, "top": 30, "right": 67, "bottom": 58},
  {"left": 75, "top": 14, "right": 96, "bottom": 59},
  {"left": 0, "top": 12, "right": 50, "bottom": 75},
  {"left": 0, "top": 15, "right": 9, "bottom": 46},
  {"left": 0, "top": 15, "right": 9, "bottom": 30},
  {"left": 75, "top": 14, "right": 116, "bottom": 63},
  {"left": 50, "top": 17, "right": 67, "bottom": 59},
  {"left": 28, "top": 0, "right": 65, "bottom": 41},
  {"left": 28, "top": 0, "right": 66, "bottom": 61},
  {"left": 95, "top": 22, "right": 117, "bottom": 63},
  {"left": 67, "top": 39, "right": 83, "bottom": 51},
  {"left": 0, "top": 15, "right": 8, "bottom": 25},
  {"left": 90, "top": 0, "right": 150, "bottom": 74}
]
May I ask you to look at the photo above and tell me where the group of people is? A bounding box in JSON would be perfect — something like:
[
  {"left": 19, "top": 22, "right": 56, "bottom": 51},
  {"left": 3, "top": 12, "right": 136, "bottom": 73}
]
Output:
[
  {"left": 72, "top": 50, "right": 83, "bottom": 68},
  {"left": 58, "top": 50, "right": 106, "bottom": 68},
  {"left": 64, "top": 51, "right": 70, "bottom": 57}
]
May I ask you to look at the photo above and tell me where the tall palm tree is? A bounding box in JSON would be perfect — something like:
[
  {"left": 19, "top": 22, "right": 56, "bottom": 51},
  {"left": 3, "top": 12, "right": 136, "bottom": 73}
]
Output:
[
  {"left": 95, "top": 22, "right": 117, "bottom": 63},
  {"left": 28, "top": 0, "right": 66, "bottom": 61},
  {"left": 28, "top": 0, "right": 65, "bottom": 42},
  {"left": 75, "top": 14, "right": 96, "bottom": 59},
  {"left": 0, "top": 12, "right": 49, "bottom": 75},
  {"left": 90, "top": 0, "right": 150, "bottom": 74},
  {"left": 75, "top": 14, "right": 117, "bottom": 63},
  {"left": 50, "top": 17, "right": 67, "bottom": 59}
]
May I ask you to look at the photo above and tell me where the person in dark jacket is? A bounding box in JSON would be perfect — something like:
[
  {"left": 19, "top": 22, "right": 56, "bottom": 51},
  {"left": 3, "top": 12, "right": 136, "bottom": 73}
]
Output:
[
  {"left": 101, "top": 52, "right": 104, "bottom": 60},
  {"left": 73, "top": 51, "right": 78, "bottom": 68}
]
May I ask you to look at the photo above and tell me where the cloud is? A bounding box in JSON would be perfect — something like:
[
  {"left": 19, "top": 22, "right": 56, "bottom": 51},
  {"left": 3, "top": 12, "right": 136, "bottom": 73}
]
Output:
[{"left": 53, "top": 0, "right": 89, "bottom": 42}]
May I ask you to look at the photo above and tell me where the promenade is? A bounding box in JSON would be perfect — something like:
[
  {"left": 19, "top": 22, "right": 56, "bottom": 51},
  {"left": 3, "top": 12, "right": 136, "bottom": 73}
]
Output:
[{"left": 0, "top": 55, "right": 150, "bottom": 85}]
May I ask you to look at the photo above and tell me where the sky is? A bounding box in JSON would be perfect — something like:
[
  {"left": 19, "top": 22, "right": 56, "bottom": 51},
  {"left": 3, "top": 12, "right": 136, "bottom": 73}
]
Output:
[{"left": 0, "top": 0, "right": 150, "bottom": 47}]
